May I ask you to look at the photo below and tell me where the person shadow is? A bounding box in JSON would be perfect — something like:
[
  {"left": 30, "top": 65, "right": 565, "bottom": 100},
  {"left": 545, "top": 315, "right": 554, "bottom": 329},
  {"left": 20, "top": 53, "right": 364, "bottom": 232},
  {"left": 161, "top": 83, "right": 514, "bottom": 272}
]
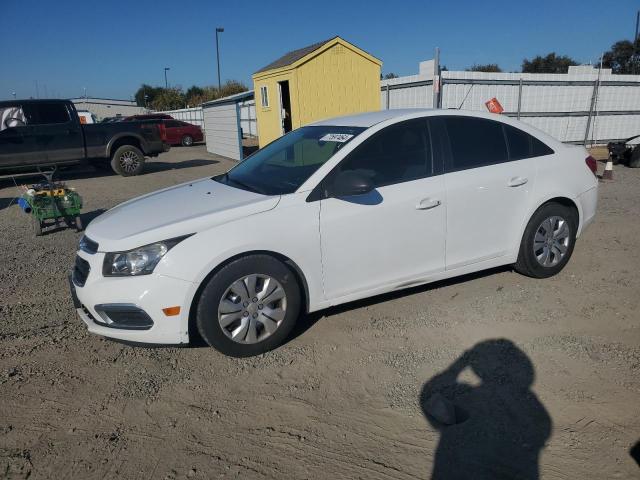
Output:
[{"left": 419, "top": 339, "right": 552, "bottom": 480}]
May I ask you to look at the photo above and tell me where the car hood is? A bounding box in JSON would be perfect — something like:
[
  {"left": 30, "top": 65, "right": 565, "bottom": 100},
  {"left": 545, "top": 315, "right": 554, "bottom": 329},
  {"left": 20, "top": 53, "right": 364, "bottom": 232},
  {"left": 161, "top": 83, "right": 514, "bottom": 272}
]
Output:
[{"left": 86, "top": 178, "right": 279, "bottom": 252}]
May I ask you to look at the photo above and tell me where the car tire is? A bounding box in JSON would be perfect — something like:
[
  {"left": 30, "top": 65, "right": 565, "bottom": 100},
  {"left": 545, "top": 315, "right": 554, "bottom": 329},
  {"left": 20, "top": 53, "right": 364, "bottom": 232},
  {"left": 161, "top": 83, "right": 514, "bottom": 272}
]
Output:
[
  {"left": 514, "top": 202, "right": 578, "bottom": 279},
  {"left": 181, "top": 135, "right": 194, "bottom": 147},
  {"left": 110, "top": 145, "right": 145, "bottom": 176},
  {"left": 629, "top": 148, "right": 640, "bottom": 168},
  {"left": 195, "top": 255, "right": 301, "bottom": 357}
]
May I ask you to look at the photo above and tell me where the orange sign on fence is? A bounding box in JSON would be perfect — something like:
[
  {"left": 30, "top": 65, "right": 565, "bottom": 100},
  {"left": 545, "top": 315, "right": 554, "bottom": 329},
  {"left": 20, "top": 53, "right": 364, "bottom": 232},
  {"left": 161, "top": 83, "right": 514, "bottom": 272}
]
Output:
[{"left": 485, "top": 97, "right": 504, "bottom": 114}]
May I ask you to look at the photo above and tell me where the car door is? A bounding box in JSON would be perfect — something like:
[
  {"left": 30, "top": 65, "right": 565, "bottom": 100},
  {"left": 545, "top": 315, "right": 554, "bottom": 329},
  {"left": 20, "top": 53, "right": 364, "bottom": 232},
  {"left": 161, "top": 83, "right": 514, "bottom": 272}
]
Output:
[
  {"left": 164, "top": 120, "right": 182, "bottom": 144},
  {"left": 436, "top": 116, "right": 539, "bottom": 270},
  {"left": 318, "top": 118, "right": 446, "bottom": 300},
  {"left": 26, "top": 102, "right": 84, "bottom": 166},
  {"left": 0, "top": 104, "right": 39, "bottom": 168}
]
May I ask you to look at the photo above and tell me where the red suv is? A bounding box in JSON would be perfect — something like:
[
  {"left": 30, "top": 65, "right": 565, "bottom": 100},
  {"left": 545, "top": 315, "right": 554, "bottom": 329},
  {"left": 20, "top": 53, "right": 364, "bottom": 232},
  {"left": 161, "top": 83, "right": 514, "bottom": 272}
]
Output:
[{"left": 162, "top": 120, "right": 204, "bottom": 146}]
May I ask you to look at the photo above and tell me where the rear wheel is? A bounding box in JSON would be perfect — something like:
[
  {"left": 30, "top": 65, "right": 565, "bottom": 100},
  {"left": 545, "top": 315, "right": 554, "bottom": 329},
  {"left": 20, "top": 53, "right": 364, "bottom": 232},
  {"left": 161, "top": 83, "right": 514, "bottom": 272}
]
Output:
[
  {"left": 110, "top": 145, "right": 145, "bottom": 176},
  {"left": 514, "top": 202, "right": 578, "bottom": 278},
  {"left": 181, "top": 135, "right": 194, "bottom": 147},
  {"left": 195, "top": 255, "right": 301, "bottom": 357}
]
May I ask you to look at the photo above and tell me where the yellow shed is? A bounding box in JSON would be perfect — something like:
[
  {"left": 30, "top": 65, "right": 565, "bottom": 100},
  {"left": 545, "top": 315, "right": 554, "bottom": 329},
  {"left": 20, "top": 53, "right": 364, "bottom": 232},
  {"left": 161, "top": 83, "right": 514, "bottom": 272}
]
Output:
[{"left": 252, "top": 36, "right": 382, "bottom": 147}]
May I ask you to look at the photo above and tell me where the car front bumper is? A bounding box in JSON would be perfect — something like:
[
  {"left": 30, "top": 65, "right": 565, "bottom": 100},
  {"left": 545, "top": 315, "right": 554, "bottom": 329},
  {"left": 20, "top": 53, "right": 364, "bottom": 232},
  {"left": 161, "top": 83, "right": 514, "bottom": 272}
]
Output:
[{"left": 70, "top": 251, "right": 194, "bottom": 344}]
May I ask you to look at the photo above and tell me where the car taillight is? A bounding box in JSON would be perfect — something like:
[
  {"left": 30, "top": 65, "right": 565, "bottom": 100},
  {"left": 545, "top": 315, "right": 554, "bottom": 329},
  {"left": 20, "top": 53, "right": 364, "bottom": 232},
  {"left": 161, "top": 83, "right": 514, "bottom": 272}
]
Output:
[{"left": 585, "top": 155, "right": 598, "bottom": 176}]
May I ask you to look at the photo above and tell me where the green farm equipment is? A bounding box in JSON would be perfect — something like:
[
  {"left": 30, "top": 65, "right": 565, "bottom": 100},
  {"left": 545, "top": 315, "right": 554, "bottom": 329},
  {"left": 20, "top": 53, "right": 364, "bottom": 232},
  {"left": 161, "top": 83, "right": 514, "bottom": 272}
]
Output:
[{"left": 18, "top": 172, "right": 83, "bottom": 236}]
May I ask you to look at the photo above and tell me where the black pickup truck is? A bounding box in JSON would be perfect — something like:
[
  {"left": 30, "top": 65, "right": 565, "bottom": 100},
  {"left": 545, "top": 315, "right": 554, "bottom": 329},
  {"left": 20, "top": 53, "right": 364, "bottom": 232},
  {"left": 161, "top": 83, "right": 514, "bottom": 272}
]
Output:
[{"left": 0, "top": 99, "right": 169, "bottom": 176}]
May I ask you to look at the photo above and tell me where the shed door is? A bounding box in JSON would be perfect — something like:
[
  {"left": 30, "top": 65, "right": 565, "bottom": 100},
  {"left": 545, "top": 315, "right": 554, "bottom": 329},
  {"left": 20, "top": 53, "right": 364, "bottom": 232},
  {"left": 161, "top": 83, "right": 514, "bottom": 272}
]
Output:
[{"left": 203, "top": 102, "right": 242, "bottom": 161}]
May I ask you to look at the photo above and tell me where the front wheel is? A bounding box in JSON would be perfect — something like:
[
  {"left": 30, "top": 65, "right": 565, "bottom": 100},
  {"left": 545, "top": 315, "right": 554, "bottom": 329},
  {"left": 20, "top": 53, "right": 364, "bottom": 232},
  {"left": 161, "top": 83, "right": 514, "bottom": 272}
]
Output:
[
  {"left": 195, "top": 255, "right": 301, "bottom": 357},
  {"left": 514, "top": 202, "right": 578, "bottom": 278},
  {"left": 110, "top": 145, "right": 145, "bottom": 176}
]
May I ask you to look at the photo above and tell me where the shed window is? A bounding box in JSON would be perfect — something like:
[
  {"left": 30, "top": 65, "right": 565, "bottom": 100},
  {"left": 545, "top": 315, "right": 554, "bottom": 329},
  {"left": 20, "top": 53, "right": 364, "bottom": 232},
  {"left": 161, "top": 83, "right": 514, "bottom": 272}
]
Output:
[{"left": 260, "top": 86, "right": 269, "bottom": 108}]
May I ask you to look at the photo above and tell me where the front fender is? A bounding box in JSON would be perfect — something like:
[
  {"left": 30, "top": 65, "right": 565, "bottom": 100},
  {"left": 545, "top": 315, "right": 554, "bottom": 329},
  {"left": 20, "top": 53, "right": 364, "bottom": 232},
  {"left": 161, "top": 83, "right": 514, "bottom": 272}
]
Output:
[{"left": 157, "top": 192, "right": 326, "bottom": 313}]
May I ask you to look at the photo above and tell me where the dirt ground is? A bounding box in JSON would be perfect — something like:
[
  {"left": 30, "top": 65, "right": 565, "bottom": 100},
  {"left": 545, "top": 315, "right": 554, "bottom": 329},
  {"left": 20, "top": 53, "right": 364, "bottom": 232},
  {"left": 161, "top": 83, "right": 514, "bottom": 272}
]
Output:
[{"left": 1, "top": 145, "right": 639, "bottom": 479}]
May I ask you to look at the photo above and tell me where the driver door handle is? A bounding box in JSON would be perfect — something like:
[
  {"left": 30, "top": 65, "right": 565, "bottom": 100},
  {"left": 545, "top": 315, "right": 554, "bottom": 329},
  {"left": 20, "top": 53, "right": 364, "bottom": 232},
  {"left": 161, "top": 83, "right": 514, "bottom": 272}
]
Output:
[
  {"left": 416, "top": 198, "right": 441, "bottom": 210},
  {"left": 507, "top": 176, "right": 528, "bottom": 187}
]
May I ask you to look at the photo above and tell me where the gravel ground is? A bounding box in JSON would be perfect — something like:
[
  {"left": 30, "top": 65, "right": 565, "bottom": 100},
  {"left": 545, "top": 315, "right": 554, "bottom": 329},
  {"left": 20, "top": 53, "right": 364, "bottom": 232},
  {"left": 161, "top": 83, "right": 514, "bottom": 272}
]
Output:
[{"left": 1, "top": 145, "right": 639, "bottom": 479}]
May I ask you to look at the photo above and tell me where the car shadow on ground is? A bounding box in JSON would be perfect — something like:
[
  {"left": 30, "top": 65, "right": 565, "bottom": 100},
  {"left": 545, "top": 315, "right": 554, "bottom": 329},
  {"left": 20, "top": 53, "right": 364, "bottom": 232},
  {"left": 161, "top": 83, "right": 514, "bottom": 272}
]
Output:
[
  {"left": 287, "top": 265, "right": 512, "bottom": 344},
  {"left": 0, "top": 158, "right": 220, "bottom": 188},
  {"left": 143, "top": 158, "right": 219, "bottom": 173},
  {"left": 108, "top": 266, "right": 513, "bottom": 352},
  {"left": 419, "top": 338, "right": 551, "bottom": 479}
]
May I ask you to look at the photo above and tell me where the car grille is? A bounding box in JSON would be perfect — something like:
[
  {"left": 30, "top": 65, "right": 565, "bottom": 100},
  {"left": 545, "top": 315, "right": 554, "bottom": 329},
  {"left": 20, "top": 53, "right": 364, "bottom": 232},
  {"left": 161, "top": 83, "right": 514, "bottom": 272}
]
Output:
[
  {"left": 79, "top": 236, "right": 99, "bottom": 254},
  {"left": 72, "top": 256, "right": 90, "bottom": 287}
]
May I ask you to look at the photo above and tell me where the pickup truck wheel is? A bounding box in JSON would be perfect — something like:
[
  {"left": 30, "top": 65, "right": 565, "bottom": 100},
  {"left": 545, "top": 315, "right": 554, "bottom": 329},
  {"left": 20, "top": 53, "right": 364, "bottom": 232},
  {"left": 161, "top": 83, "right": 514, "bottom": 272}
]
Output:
[
  {"left": 181, "top": 135, "right": 193, "bottom": 147},
  {"left": 111, "top": 145, "right": 145, "bottom": 176}
]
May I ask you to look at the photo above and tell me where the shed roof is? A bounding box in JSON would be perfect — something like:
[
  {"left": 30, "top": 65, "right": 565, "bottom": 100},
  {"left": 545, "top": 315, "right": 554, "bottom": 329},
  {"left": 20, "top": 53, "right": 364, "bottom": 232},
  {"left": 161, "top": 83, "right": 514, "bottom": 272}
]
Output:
[
  {"left": 201, "top": 90, "right": 254, "bottom": 107},
  {"left": 254, "top": 36, "right": 381, "bottom": 74}
]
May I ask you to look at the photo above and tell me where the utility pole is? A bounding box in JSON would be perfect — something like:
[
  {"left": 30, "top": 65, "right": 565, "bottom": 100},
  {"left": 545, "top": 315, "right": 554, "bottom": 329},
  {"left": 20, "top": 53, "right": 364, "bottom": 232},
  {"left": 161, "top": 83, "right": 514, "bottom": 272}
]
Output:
[
  {"left": 432, "top": 47, "right": 441, "bottom": 109},
  {"left": 216, "top": 27, "right": 224, "bottom": 89},
  {"left": 635, "top": 10, "right": 640, "bottom": 75},
  {"left": 164, "top": 67, "right": 170, "bottom": 88}
]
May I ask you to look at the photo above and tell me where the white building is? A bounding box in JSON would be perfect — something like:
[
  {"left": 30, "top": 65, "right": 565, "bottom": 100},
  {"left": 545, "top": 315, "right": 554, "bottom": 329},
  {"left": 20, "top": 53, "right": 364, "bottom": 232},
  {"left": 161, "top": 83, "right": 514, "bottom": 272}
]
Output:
[{"left": 70, "top": 97, "right": 147, "bottom": 120}]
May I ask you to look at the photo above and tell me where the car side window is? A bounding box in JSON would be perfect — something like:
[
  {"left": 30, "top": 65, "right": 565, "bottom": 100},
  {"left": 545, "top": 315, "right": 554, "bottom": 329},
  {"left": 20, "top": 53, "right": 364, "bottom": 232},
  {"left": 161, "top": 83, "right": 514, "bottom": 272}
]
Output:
[
  {"left": 337, "top": 118, "right": 432, "bottom": 188},
  {"left": 443, "top": 116, "right": 508, "bottom": 172},
  {"left": 30, "top": 102, "right": 71, "bottom": 125},
  {"left": 503, "top": 124, "right": 554, "bottom": 160},
  {"left": 166, "top": 120, "right": 181, "bottom": 128},
  {"left": 0, "top": 106, "right": 28, "bottom": 130}
]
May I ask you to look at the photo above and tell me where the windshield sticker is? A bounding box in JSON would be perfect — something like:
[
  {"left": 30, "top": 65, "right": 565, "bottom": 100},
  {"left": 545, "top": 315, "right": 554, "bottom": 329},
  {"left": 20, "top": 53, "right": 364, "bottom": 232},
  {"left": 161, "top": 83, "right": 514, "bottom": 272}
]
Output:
[{"left": 319, "top": 133, "right": 354, "bottom": 143}]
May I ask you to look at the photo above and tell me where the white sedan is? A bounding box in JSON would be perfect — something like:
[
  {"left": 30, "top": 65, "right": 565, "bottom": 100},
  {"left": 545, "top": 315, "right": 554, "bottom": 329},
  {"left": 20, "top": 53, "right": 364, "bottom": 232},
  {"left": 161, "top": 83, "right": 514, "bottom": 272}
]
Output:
[{"left": 70, "top": 109, "right": 598, "bottom": 357}]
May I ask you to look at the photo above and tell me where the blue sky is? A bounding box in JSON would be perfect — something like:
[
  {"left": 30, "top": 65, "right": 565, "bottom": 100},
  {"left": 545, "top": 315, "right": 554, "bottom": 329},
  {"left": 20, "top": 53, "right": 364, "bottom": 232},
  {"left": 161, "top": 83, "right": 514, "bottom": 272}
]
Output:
[{"left": 1, "top": 0, "right": 637, "bottom": 101}]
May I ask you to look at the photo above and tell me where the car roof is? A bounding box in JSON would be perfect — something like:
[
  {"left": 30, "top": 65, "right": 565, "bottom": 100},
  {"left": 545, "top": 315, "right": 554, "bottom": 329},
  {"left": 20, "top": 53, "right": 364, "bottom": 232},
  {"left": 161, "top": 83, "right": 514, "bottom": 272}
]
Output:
[
  {"left": 310, "top": 109, "right": 432, "bottom": 127},
  {"left": 309, "top": 108, "right": 563, "bottom": 148}
]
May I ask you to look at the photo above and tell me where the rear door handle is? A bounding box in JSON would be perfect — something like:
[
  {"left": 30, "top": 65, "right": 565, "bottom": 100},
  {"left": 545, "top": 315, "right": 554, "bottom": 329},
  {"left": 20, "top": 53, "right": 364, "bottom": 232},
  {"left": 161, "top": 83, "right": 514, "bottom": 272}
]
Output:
[
  {"left": 507, "top": 176, "right": 528, "bottom": 187},
  {"left": 416, "top": 198, "right": 441, "bottom": 210}
]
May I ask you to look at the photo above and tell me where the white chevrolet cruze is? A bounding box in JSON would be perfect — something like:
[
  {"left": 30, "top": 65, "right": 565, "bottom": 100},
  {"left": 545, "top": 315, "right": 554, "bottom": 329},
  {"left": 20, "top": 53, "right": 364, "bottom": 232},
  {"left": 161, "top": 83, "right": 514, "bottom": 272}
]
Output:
[{"left": 70, "top": 109, "right": 598, "bottom": 357}]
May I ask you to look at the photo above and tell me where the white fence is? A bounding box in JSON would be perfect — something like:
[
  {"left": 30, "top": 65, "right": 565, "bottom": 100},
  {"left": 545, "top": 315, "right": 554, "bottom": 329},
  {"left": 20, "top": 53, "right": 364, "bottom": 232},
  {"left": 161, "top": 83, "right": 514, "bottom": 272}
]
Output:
[
  {"left": 152, "top": 107, "right": 204, "bottom": 128},
  {"left": 154, "top": 99, "right": 257, "bottom": 137},
  {"left": 381, "top": 61, "right": 640, "bottom": 144}
]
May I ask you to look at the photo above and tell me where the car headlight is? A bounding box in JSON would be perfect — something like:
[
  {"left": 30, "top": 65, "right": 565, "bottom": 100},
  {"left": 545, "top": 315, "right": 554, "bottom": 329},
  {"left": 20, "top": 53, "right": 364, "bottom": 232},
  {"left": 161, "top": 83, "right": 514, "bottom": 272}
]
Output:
[{"left": 102, "top": 235, "right": 191, "bottom": 277}]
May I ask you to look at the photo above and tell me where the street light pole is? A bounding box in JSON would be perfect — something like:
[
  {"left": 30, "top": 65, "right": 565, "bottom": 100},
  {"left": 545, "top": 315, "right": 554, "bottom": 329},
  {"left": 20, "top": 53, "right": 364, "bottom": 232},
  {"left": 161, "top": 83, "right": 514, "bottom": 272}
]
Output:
[
  {"left": 164, "top": 67, "right": 170, "bottom": 88},
  {"left": 216, "top": 27, "right": 224, "bottom": 89}
]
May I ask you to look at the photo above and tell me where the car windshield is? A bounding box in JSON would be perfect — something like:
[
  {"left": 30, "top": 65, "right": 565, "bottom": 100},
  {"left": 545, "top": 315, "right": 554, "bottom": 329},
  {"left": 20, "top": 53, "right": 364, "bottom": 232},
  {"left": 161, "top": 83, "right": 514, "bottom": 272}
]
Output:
[{"left": 214, "top": 125, "right": 365, "bottom": 195}]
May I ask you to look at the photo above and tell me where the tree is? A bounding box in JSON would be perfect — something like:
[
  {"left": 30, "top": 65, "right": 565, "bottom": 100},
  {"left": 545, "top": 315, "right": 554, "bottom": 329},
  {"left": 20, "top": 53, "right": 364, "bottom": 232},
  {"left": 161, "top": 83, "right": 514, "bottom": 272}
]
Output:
[
  {"left": 381, "top": 72, "right": 399, "bottom": 79},
  {"left": 134, "top": 84, "right": 163, "bottom": 107},
  {"left": 467, "top": 64, "right": 502, "bottom": 72},
  {"left": 522, "top": 53, "right": 577, "bottom": 73},
  {"left": 133, "top": 81, "right": 248, "bottom": 111},
  {"left": 602, "top": 38, "right": 640, "bottom": 74},
  {"left": 184, "top": 80, "right": 248, "bottom": 106},
  {"left": 185, "top": 85, "right": 204, "bottom": 106},
  {"left": 150, "top": 87, "right": 186, "bottom": 111}
]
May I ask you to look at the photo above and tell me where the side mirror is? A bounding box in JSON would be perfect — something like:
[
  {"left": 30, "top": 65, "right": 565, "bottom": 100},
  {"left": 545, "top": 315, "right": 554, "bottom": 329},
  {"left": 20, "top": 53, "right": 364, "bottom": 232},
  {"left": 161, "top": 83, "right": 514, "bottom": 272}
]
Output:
[{"left": 331, "top": 170, "right": 374, "bottom": 197}]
